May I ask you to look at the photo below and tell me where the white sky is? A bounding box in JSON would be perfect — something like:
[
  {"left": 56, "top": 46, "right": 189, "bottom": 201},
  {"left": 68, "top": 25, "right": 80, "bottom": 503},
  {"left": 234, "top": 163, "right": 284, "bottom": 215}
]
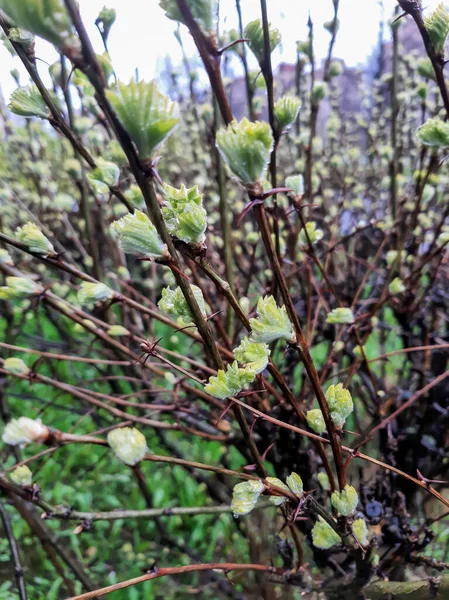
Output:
[{"left": 0, "top": 0, "right": 443, "bottom": 101}]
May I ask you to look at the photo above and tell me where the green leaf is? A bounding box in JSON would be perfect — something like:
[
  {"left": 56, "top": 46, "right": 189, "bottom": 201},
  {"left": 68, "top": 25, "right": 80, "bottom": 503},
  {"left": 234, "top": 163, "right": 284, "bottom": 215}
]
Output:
[
  {"left": 417, "top": 118, "right": 449, "bottom": 147},
  {"left": 8, "top": 85, "right": 49, "bottom": 119},
  {"left": 0, "top": 0, "right": 79, "bottom": 51},
  {"left": 77, "top": 282, "right": 115, "bottom": 306},
  {"left": 106, "top": 79, "right": 179, "bottom": 159}
]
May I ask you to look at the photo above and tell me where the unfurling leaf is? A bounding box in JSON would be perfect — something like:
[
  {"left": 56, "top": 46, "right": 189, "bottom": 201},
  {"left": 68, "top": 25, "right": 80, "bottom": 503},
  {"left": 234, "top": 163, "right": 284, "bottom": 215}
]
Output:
[
  {"left": 106, "top": 79, "right": 179, "bottom": 158},
  {"left": 306, "top": 409, "right": 326, "bottom": 434},
  {"left": 162, "top": 183, "right": 207, "bottom": 244},
  {"left": 204, "top": 361, "right": 256, "bottom": 399},
  {"left": 326, "top": 383, "right": 353, "bottom": 429},
  {"left": 331, "top": 484, "right": 359, "bottom": 516},
  {"left": 417, "top": 118, "right": 449, "bottom": 147},
  {"left": 312, "top": 516, "right": 341, "bottom": 549},
  {"left": 77, "top": 282, "right": 115, "bottom": 306},
  {"left": 233, "top": 337, "right": 270, "bottom": 374},
  {"left": 244, "top": 18, "right": 282, "bottom": 64},
  {"left": 15, "top": 222, "right": 55, "bottom": 255},
  {"left": 231, "top": 479, "right": 264, "bottom": 517},
  {"left": 158, "top": 285, "right": 206, "bottom": 324},
  {"left": 286, "top": 472, "right": 303, "bottom": 497},
  {"left": 424, "top": 3, "right": 449, "bottom": 54},
  {"left": 216, "top": 118, "right": 273, "bottom": 185},
  {"left": 274, "top": 95, "right": 301, "bottom": 134},
  {"left": 352, "top": 518, "right": 369, "bottom": 546},
  {"left": 249, "top": 296, "right": 294, "bottom": 344},
  {"left": 111, "top": 210, "right": 168, "bottom": 259}
]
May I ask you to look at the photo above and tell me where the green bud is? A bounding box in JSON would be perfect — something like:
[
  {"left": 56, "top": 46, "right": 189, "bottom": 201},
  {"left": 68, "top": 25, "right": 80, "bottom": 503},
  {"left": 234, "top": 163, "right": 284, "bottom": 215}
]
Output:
[
  {"left": 111, "top": 210, "right": 168, "bottom": 259},
  {"left": 244, "top": 18, "right": 281, "bottom": 64},
  {"left": 8, "top": 85, "right": 49, "bottom": 119},
  {"left": 231, "top": 479, "right": 264, "bottom": 517},
  {"left": 417, "top": 58, "right": 436, "bottom": 80},
  {"left": 389, "top": 277, "right": 406, "bottom": 295},
  {"left": 106, "top": 79, "right": 179, "bottom": 159},
  {"left": 326, "top": 383, "right": 353, "bottom": 429},
  {"left": 317, "top": 471, "right": 331, "bottom": 491},
  {"left": 331, "top": 484, "right": 359, "bottom": 516},
  {"left": 416, "top": 82, "right": 428, "bottom": 100},
  {"left": 96, "top": 6, "right": 116, "bottom": 41},
  {"left": 286, "top": 472, "right": 303, "bottom": 497},
  {"left": 285, "top": 174, "right": 304, "bottom": 196},
  {"left": 0, "top": 249, "right": 13, "bottom": 265},
  {"left": 216, "top": 118, "right": 273, "bottom": 185},
  {"left": 0, "top": 0, "right": 80, "bottom": 53},
  {"left": 328, "top": 60, "right": 344, "bottom": 77},
  {"left": 249, "top": 295, "right": 294, "bottom": 344},
  {"left": 306, "top": 409, "right": 326, "bottom": 434},
  {"left": 107, "top": 427, "right": 147, "bottom": 466},
  {"left": 162, "top": 183, "right": 207, "bottom": 244},
  {"left": 312, "top": 516, "right": 341, "bottom": 549},
  {"left": 323, "top": 18, "right": 339, "bottom": 33},
  {"left": 77, "top": 282, "right": 115, "bottom": 306},
  {"left": 10, "top": 464, "right": 32, "bottom": 486},
  {"left": 16, "top": 222, "right": 54, "bottom": 255},
  {"left": 417, "top": 118, "right": 449, "bottom": 147},
  {"left": 107, "top": 325, "right": 129, "bottom": 336},
  {"left": 158, "top": 285, "right": 206, "bottom": 324},
  {"left": 311, "top": 82, "right": 328, "bottom": 104},
  {"left": 265, "top": 477, "right": 290, "bottom": 505},
  {"left": 274, "top": 95, "right": 301, "bottom": 134},
  {"left": 204, "top": 360, "right": 256, "bottom": 399},
  {"left": 233, "top": 337, "right": 270, "bottom": 374},
  {"left": 424, "top": 3, "right": 449, "bottom": 54},
  {"left": 2, "top": 417, "right": 49, "bottom": 447},
  {"left": 299, "top": 221, "right": 324, "bottom": 245},
  {"left": 0, "top": 276, "right": 42, "bottom": 300},
  {"left": 3, "top": 357, "right": 29, "bottom": 375},
  {"left": 326, "top": 307, "right": 355, "bottom": 325},
  {"left": 352, "top": 518, "right": 369, "bottom": 546}
]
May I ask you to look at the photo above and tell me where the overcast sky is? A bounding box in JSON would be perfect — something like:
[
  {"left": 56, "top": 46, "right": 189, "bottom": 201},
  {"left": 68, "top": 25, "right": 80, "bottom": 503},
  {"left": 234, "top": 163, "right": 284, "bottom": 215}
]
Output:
[{"left": 0, "top": 0, "right": 443, "bottom": 102}]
